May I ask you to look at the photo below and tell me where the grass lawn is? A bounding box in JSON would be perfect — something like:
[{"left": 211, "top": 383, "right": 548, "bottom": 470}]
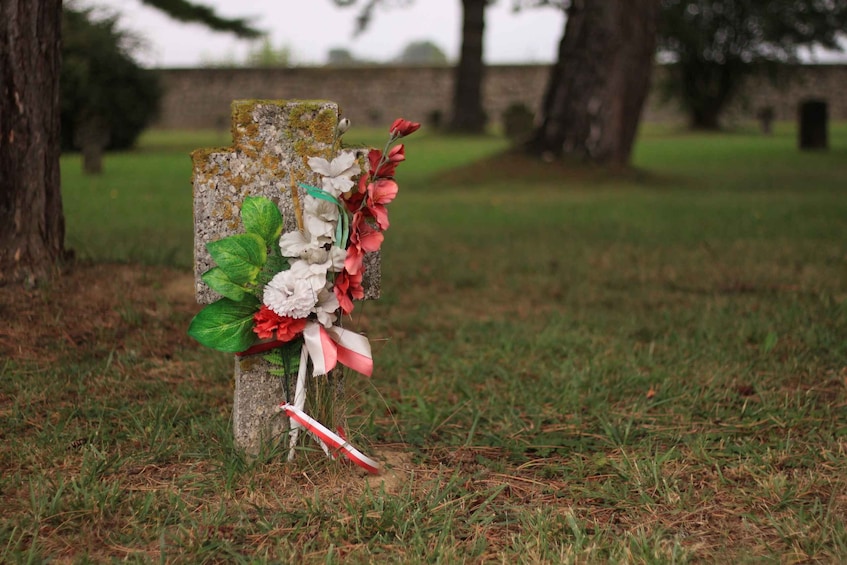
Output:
[{"left": 1, "top": 122, "right": 845, "bottom": 562}]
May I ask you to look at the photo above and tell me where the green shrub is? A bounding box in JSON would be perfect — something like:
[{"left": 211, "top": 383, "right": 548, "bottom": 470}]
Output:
[{"left": 61, "top": 7, "right": 161, "bottom": 151}]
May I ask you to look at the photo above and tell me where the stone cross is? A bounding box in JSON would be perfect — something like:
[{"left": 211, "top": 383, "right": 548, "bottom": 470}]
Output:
[{"left": 192, "top": 99, "right": 379, "bottom": 455}]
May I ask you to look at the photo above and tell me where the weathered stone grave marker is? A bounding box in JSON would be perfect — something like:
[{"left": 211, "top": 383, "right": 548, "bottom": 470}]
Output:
[
  {"left": 798, "top": 99, "right": 828, "bottom": 151},
  {"left": 191, "top": 99, "right": 379, "bottom": 455}
]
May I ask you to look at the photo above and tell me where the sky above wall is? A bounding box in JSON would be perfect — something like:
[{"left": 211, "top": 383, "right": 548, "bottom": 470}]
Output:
[{"left": 77, "top": 0, "right": 568, "bottom": 67}]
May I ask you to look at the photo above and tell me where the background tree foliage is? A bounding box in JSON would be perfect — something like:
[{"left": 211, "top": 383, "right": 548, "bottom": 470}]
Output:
[
  {"left": 61, "top": 6, "right": 161, "bottom": 151},
  {"left": 658, "top": 0, "right": 847, "bottom": 129},
  {"left": 1, "top": 0, "right": 262, "bottom": 285},
  {"left": 137, "top": 0, "right": 261, "bottom": 38},
  {"left": 395, "top": 40, "right": 449, "bottom": 65}
]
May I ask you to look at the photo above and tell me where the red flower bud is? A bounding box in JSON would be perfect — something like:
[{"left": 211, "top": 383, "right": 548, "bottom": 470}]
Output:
[{"left": 389, "top": 118, "right": 421, "bottom": 138}]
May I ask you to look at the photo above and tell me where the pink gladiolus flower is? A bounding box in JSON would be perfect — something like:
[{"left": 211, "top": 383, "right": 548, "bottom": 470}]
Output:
[
  {"left": 369, "top": 205, "right": 389, "bottom": 230},
  {"left": 334, "top": 269, "right": 364, "bottom": 315},
  {"left": 368, "top": 145, "right": 405, "bottom": 178},
  {"left": 390, "top": 118, "right": 421, "bottom": 137},
  {"left": 343, "top": 176, "right": 367, "bottom": 212},
  {"left": 345, "top": 214, "right": 385, "bottom": 275},
  {"left": 344, "top": 245, "right": 365, "bottom": 275},
  {"left": 368, "top": 179, "right": 398, "bottom": 206},
  {"left": 351, "top": 212, "right": 384, "bottom": 252}
]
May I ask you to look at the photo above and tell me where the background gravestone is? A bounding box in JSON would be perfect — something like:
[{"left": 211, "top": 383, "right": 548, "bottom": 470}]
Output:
[
  {"left": 798, "top": 99, "right": 828, "bottom": 150},
  {"left": 74, "top": 115, "right": 110, "bottom": 175},
  {"left": 192, "top": 99, "right": 379, "bottom": 455}
]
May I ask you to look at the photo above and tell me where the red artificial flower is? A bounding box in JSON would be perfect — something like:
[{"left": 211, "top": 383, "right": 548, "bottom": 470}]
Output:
[
  {"left": 333, "top": 269, "right": 364, "bottom": 315},
  {"left": 344, "top": 244, "right": 365, "bottom": 276},
  {"left": 365, "top": 179, "right": 399, "bottom": 230},
  {"left": 367, "top": 145, "right": 405, "bottom": 178},
  {"left": 253, "top": 305, "right": 307, "bottom": 341},
  {"left": 351, "top": 212, "right": 384, "bottom": 252},
  {"left": 368, "top": 178, "right": 398, "bottom": 206},
  {"left": 343, "top": 176, "right": 367, "bottom": 213},
  {"left": 390, "top": 118, "right": 421, "bottom": 138},
  {"left": 345, "top": 214, "right": 384, "bottom": 275}
]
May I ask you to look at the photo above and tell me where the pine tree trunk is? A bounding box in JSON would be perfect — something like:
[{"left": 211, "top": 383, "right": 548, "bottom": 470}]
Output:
[
  {"left": 0, "top": 0, "right": 65, "bottom": 286},
  {"left": 448, "top": 0, "right": 486, "bottom": 133},
  {"left": 527, "top": 0, "right": 660, "bottom": 167}
]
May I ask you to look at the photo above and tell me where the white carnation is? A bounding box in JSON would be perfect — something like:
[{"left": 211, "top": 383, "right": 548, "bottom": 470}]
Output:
[{"left": 263, "top": 270, "right": 318, "bottom": 319}]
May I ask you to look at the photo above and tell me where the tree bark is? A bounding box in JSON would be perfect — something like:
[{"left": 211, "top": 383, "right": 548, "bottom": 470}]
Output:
[
  {"left": 675, "top": 60, "right": 743, "bottom": 130},
  {"left": 448, "top": 0, "right": 486, "bottom": 133},
  {"left": 0, "top": 0, "right": 65, "bottom": 286},
  {"left": 527, "top": 0, "right": 660, "bottom": 167}
]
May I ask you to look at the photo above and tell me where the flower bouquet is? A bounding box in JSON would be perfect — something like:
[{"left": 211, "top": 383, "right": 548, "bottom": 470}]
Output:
[{"left": 188, "top": 118, "right": 420, "bottom": 472}]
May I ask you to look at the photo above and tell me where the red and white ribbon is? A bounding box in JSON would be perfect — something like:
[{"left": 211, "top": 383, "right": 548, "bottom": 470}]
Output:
[
  {"left": 235, "top": 320, "right": 376, "bottom": 469},
  {"left": 237, "top": 322, "right": 373, "bottom": 378},
  {"left": 281, "top": 403, "right": 380, "bottom": 474},
  {"left": 302, "top": 322, "right": 373, "bottom": 377},
  {"left": 286, "top": 343, "right": 311, "bottom": 461},
  {"left": 283, "top": 322, "right": 376, "bottom": 471}
]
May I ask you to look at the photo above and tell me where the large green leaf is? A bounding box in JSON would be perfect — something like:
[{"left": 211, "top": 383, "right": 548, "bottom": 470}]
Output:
[
  {"left": 201, "top": 267, "right": 248, "bottom": 301},
  {"left": 241, "top": 196, "right": 283, "bottom": 247},
  {"left": 206, "top": 233, "right": 266, "bottom": 285},
  {"left": 187, "top": 295, "right": 260, "bottom": 353}
]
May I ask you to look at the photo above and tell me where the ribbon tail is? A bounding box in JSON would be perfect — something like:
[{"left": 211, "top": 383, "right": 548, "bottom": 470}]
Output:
[
  {"left": 326, "top": 326, "right": 373, "bottom": 377},
  {"left": 287, "top": 343, "right": 310, "bottom": 462},
  {"left": 280, "top": 403, "right": 380, "bottom": 474},
  {"left": 303, "top": 322, "right": 338, "bottom": 376}
]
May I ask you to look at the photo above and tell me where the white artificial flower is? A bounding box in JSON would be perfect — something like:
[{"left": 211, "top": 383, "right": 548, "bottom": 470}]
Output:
[
  {"left": 263, "top": 269, "right": 319, "bottom": 319},
  {"left": 328, "top": 246, "right": 346, "bottom": 272},
  {"left": 305, "top": 212, "right": 334, "bottom": 244},
  {"left": 305, "top": 197, "right": 339, "bottom": 222},
  {"left": 263, "top": 259, "right": 332, "bottom": 318},
  {"left": 313, "top": 288, "right": 339, "bottom": 327},
  {"left": 302, "top": 247, "right": 330, "bottom": 265},
  {"left": 289, "top": 259, "right": 330, "bottom": 293},
  {"left": 308, "top": 151, "right": 360, "bottom": 197},
  {"left": 279, "top": 196, "right": 338, "bottom": 258},
  {"left": 279, "top": 230, "right": 312, "bottom": 258}
]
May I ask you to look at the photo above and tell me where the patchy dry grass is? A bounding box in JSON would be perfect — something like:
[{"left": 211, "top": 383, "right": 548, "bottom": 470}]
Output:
[{"left": 1, "top": 124, "right": 845, "bottom": 562}]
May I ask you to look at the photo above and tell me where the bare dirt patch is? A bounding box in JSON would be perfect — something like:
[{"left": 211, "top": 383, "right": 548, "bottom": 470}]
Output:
[{"left": 0, "top": 262, "right": 198, "bottom": 364}]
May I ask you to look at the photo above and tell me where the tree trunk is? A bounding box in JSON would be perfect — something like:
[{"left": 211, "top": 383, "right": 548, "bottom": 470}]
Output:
[
  {"left": 448, "top": 0, "right": 486, "bottom": 133},
  {"left": 676, "top": 60, "right": 742, "bottom": 130},
  {"left": 527, "top": 0, "right": 660, "bottom": 167},
  {"left": 0, "top": 0, "right": 65, "bottom": 286}
]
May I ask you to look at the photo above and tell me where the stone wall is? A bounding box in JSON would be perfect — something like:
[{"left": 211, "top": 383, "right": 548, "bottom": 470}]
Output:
[{"left": 153, "top": 64, "right": 847, "bottom": 130}]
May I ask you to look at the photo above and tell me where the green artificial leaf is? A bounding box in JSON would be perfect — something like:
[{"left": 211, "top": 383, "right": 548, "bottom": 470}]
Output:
[
  {"left": 300, "top": 182, "right": 339, "bottom": 206},
  {"left": 264, "top": 338, "right": 303, "bottom": 377},
  {"left": 241, "top": 196, "right": 283, "bottom": 247},
  {"left": 187, "top": 295, "right": 260, "bottom": 353},
  {"left": 206, "top": 233, "right": 267, "bottom": 285},
  {"left": 201, "top": 267, "right": 248, "bottom": 301}
]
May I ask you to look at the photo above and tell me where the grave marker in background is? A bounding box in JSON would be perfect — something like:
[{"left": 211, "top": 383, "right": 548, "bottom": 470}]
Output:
[{"left": 799, "top": 99, "right": 828, "bottom": 151}]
